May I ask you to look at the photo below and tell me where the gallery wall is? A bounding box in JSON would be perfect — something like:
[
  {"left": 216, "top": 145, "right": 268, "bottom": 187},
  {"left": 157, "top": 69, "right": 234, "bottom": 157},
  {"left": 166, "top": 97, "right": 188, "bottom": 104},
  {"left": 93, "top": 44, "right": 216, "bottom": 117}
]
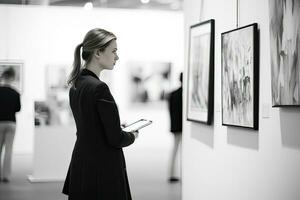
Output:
[
  {"left": 182, "top": 0, "right": 300, "bottom": 200},
  {"left": 0, "top": 5, "right": 184, "bottom": 154}
]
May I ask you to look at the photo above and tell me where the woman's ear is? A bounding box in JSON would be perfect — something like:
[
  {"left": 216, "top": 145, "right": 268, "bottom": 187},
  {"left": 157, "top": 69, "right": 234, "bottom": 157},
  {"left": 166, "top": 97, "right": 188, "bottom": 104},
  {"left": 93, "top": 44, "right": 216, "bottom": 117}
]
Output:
[{"left": 94, "top": 49, "right": 102, "bottom": 58}]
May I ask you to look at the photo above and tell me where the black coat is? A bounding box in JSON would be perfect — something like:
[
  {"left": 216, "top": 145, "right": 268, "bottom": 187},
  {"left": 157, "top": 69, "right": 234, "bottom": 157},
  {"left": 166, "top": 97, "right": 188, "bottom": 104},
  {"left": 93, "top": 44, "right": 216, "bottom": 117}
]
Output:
[
  {"left": 0, "top": 86, "right": 21, "bottom": 122},
  {"left": 168, "top": 87, "right": 182, "bottom": 134},
  {"left": 62, "top": 69, "right": 135, "bottom": 200}
]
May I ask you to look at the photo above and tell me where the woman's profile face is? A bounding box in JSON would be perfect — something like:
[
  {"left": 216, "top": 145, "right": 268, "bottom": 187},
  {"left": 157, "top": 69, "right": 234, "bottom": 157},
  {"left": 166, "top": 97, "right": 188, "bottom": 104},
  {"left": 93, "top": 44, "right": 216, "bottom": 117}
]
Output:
[{"left": 98, "top": 39, "right": 119, "bottom": 70}]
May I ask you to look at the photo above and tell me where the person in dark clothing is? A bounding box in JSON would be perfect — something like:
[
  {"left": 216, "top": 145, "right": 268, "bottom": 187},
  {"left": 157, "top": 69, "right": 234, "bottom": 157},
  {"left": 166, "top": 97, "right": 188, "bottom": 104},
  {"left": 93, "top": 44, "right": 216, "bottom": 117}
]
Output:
[
  {"left": 0, "top": 67, "right": 21, "bottom": 183},
  {"left": 62, "top": 28, "right": 138, "bottom": 200},
  {"left": 167, "top": 72, "right": 183, "bottom": 183}
]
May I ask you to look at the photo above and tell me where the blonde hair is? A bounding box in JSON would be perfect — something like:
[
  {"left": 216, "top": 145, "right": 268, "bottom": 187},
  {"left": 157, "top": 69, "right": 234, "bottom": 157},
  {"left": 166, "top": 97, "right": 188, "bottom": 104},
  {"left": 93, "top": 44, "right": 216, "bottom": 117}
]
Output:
[{"left": 68, "top": 28, "right": 116, "bottom": 86}]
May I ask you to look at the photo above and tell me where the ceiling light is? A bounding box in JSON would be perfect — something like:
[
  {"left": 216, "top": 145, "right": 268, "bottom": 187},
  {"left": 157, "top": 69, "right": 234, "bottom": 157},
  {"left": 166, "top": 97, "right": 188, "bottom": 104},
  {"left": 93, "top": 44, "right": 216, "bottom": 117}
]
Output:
[
  {"left": 141, "top": 0, "right": 150, "bottom": 4},
  {"left": 84, "top": 2, "right": 93, "bottom": 10}
]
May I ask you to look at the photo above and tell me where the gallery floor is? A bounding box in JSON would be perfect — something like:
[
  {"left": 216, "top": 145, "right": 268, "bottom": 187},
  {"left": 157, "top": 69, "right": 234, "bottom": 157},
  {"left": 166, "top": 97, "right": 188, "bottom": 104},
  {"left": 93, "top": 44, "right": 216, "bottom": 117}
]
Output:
[
  {"left": 0, "top": 103, "right": 181, "bottom": 200},
  {"left": 0, "top": 153, "right": 181, "bottom": 200}
]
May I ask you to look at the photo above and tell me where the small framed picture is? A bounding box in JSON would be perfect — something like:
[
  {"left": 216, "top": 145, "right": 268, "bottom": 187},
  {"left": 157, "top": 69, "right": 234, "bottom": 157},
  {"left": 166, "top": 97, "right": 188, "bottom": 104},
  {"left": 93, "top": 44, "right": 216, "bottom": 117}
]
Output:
[
  {"left": 221, "top": 23, "right": 259, "bottom": 130},
  {"left": 186, "top": 19, "right": 214, "bottom": 124},
  {"left": 0, "top": 60, "right": 23, "bottom": 93}
]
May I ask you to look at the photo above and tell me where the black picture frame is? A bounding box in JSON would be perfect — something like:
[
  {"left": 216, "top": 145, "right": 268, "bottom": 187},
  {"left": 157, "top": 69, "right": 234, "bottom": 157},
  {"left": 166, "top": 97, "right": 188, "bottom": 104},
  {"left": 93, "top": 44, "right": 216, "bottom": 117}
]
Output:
[
  {"left": 221, "top": 23, "right": 259, "bottom": 130},
  {"left": 186, "top": 19, "right": 214, "bottom": 124}
]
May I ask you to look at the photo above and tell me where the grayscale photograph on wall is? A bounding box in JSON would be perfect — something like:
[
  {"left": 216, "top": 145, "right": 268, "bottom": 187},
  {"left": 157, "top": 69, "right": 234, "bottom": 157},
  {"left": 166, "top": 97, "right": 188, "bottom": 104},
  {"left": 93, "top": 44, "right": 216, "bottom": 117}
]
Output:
[
  {"left": 269, "top": 0, "right": 300, "bottom": 107},
  {"left": 186, "top": 19, "right": 214, "bottom": 124},
  {"left": 128, "top": 61, "right": 171, "bottom": 104},
  {"left": 34, "top": 65, "right": 74, "bottom": 126},
  {"left": 221, "top": 23, "right": 259, "bottom": 130}
]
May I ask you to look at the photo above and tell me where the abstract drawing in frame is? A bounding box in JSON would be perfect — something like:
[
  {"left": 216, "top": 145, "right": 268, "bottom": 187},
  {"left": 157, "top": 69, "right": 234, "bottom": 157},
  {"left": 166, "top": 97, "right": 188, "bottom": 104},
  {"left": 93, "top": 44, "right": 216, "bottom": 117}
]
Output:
[
  {"left": 221, "top": 23, "right": 259, "bottom": 130},
  {"left": 128, "top": 61, "right": 171, "bottom": 104},
  {"left": 269, "top": 0, "right": 300, "bottom": 107},
  {"left": 0, "top": 61, "right": 23, "bottom": 93},
  {"left": 34, "top": 64, "right": 74, "bottom": 126},
  {"left": 186, "top": 19, "right": 214, "bottom": 124}
]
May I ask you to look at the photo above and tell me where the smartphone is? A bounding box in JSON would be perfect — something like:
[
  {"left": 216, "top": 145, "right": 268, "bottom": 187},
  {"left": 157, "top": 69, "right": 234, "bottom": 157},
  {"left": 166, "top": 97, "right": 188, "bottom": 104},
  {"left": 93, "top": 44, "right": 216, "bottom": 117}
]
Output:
[{"left": 122, "top": 119, "right": 152, "bottom": 132}]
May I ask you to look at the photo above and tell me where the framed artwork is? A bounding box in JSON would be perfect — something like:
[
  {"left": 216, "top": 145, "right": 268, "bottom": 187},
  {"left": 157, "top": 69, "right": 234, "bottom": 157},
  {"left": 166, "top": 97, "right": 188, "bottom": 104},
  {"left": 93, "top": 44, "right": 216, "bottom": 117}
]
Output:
[
  {"left": 128, "top": 61, "right": 171, "bottom": 104},
  {"left": 221, "top": 23, "right": 259, "bottom": 130},
  {"left": 0, "top": 61, "right": 23, "bottom": 93},
  {"left": 186, "top": 19, "right": 214, "bottom": 124},
  {"left": 269, "top": 0, "right": 300, "bottom": 107},
  {"left": 35, "top": 64, "right": 74, "bottom": 126}
]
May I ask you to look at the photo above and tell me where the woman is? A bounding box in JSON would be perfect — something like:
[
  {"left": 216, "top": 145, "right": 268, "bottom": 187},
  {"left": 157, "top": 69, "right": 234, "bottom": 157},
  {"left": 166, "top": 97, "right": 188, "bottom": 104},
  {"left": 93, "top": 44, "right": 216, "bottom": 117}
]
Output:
[
  {"left": 167, "top": 72, "right": 182, "bottom": 183},
  {"left": 62, "top": 28, "right": 138, "bottom": 200},
  {"left": 0, "top": 67, "right": 21, "bottom": 183}
]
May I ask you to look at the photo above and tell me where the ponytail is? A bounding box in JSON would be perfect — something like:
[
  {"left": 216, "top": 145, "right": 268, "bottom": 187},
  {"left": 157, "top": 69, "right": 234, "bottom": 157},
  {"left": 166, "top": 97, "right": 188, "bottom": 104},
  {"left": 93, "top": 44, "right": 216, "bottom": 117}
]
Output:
[{"left": 68, "top": 43, "right": 83, "bottom": 87}]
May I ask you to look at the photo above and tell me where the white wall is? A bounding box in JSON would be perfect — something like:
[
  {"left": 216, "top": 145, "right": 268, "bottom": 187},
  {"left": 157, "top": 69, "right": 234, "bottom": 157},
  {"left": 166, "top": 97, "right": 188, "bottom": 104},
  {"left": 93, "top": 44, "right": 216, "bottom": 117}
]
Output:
[
  {"left": 0, "top": 5, "right": 183, "bottom": 154},
  {"left": 182, "top": 0, "right": 300, "bottom": 200}
]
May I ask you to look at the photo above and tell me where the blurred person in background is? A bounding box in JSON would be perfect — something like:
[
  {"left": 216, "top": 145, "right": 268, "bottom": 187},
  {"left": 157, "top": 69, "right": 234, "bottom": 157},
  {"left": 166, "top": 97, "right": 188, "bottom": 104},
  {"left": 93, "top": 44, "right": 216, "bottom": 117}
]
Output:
[
  {"left": 0, "top": 67, "right": 21, "bottom": 183},
  {"left": 167, "top": 72, "right": 183, "bottom": 183},
  {"left": 63, "top": 28, "right": 139, "bottom": 200}
]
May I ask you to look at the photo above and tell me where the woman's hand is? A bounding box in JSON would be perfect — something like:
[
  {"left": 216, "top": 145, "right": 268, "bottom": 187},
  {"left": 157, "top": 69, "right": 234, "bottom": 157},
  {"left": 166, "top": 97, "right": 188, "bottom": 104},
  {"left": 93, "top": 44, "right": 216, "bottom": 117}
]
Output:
[
  {"left": 132, "top": 130, "right": 139, "bottom": 139},
  {"left": 121, "top": 122, "right": 127, "bottom": 128}
]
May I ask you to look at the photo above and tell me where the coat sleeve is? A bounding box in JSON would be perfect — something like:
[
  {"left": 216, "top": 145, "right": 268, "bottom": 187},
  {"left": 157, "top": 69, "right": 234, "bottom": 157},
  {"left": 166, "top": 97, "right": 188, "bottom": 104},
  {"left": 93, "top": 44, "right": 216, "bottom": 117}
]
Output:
[
  {"left": 95, "top": 83, "right": 135, "bottom": 148},
  {"left": 15, "top": 92, "right": 21, "bottom": 112}
]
